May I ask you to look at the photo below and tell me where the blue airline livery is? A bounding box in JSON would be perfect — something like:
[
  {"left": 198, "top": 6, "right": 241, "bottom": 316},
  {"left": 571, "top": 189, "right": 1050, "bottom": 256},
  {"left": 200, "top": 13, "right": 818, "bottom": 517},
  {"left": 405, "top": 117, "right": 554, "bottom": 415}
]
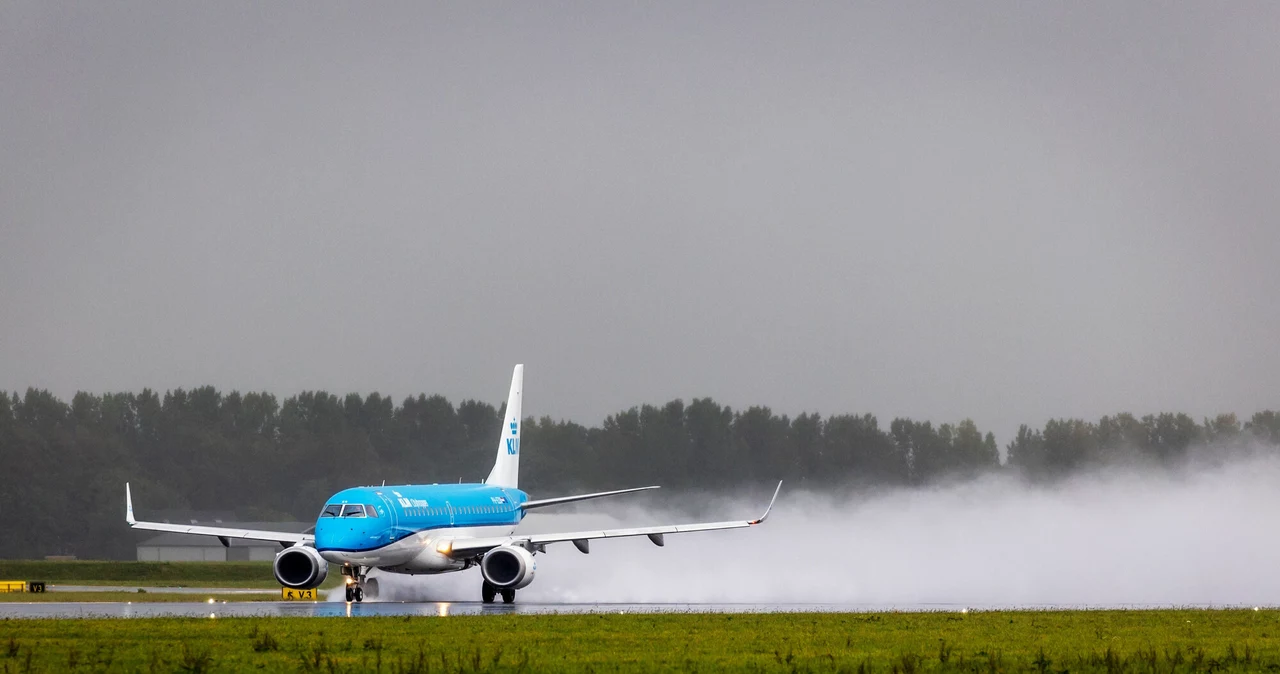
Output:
[{"left": 126, "top": 365, "right": 781, "bottom": 603}]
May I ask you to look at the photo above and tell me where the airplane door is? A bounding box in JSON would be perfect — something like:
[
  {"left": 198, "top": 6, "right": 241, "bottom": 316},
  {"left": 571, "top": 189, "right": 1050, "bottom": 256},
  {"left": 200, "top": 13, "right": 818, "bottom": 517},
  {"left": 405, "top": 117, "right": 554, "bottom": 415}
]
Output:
[
  {"left": 375, "top": 492, "right": 399, "bottom": 541},
  {"left": 445, "top": 502, "right": 455, "bottom": 526}
]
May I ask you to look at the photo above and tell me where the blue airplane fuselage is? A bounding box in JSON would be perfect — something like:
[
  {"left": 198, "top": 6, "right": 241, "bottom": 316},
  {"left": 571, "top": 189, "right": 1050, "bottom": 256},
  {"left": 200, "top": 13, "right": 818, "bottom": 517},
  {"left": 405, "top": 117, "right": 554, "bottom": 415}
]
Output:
[{"left": 314, "top": 483, "right": 529, "bottom": 569}]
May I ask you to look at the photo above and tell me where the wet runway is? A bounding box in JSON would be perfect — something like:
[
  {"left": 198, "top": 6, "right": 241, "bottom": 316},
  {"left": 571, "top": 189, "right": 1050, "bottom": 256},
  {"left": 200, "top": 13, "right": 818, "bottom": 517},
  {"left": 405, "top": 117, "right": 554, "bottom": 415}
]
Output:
[
  {"left": 2, "top": 601, "right": 870, "bottom": 618},
  {"left": 0, "top": 601, "right": 1265, "bottom": 619}
]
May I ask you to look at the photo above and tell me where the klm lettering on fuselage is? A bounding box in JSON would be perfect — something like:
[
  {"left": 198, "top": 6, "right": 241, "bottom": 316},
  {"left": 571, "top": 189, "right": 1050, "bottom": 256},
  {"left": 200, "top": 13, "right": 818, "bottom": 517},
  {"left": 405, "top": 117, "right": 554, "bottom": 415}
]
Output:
[
  {"left": 506, "top": 419, "right": 519, "bottom": 455},
  {"left": 391, "top": 491, "right": 428, "bottom": 508}
]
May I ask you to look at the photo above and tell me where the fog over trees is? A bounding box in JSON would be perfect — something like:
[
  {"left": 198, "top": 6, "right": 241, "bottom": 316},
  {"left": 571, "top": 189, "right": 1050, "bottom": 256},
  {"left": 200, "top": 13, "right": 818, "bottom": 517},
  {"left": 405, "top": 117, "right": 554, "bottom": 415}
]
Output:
[{"left": 1, "top": 387, "right": 1277, "bottom": 560}]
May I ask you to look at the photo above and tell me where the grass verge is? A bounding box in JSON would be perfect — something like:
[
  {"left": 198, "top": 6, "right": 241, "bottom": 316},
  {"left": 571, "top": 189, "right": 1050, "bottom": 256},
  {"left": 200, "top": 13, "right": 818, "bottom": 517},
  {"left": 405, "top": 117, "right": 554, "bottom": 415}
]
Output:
[
  {"left": 1, "top": 610, "right": 1277, "bottom": 672},
  {"left": 0, "top": 561, "right": 273, "bottom": 583},
  {"left": 0, "top": 560, "right": 341, "bottom": 589},
  {"left": 31, "top": 579, "right": 288, "bottom": 589},
  {"left": 0, "top": 592, "right": 280, "bottom": 603}
]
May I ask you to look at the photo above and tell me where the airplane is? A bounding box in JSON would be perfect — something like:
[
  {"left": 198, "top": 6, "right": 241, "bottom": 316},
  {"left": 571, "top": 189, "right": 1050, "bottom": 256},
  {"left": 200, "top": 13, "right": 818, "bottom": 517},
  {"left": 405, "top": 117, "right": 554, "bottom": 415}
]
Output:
[{"left": 125, "top": 365, "right": 781, "bottom": 603}]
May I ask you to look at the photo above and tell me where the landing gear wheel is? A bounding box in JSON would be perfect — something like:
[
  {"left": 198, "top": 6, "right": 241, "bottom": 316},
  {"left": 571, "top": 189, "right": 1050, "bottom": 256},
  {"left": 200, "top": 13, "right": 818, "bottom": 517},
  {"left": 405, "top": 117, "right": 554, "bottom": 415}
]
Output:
[
  {"left": 344, "top": 586, "right": 354, "bottom": 602},
  {"left": 481, "top": 582, "right": 497, "bottom": 604},
  {"left": 354, "top": 586, "right": 364, "bottom": 602},
  {"left": 500, "top": 588, "right": 516, "bottom": 604}
]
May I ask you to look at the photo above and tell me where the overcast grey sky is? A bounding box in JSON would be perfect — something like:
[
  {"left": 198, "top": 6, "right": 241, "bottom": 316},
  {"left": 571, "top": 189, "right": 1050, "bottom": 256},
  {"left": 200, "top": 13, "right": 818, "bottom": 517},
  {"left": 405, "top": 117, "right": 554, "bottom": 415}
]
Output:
[{"left": 2, "top": 2, "right": 1277, "bottom": 444}]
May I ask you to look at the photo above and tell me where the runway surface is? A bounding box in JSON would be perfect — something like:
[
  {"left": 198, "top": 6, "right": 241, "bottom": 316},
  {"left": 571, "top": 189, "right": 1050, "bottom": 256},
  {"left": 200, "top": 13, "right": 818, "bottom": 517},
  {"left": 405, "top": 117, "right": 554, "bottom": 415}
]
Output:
[{"left": 1, "top": 601, "right": 1265, "bottom": 619}]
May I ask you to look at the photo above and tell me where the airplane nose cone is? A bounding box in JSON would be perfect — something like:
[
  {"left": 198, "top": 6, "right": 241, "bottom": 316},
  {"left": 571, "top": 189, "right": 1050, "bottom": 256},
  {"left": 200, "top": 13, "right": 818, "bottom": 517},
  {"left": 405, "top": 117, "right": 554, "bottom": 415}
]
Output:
[
  {"left": 313, "top": 519, "right": 336, "bottom": 550},
  {"left": 313, "top": 520, "right": 346, "bottom": 563}
]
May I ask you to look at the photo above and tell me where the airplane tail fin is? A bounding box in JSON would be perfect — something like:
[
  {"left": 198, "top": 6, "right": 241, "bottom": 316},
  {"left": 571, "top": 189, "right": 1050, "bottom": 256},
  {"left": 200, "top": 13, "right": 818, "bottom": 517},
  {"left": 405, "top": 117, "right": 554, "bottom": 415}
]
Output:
[{"left": 484, "top": 364, "right": 523, "bottom": 488}]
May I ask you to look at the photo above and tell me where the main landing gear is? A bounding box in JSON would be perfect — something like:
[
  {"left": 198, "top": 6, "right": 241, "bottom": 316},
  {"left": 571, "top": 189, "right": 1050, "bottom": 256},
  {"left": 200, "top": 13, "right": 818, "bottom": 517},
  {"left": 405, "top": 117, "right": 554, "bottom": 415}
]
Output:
[
  {"left": 341, "top": 565, "right": 368, "bottom": 603},
  {"left": 481, "top": 581, "right": 516, "bottom": 604}
]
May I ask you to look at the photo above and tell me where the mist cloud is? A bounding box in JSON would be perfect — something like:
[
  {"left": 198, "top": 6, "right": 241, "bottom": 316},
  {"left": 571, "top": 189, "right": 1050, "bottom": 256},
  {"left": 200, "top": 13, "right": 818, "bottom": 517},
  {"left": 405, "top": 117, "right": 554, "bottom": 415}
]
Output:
[{"left": 355, "top": 452, "right": 1280, "bottom": 607}]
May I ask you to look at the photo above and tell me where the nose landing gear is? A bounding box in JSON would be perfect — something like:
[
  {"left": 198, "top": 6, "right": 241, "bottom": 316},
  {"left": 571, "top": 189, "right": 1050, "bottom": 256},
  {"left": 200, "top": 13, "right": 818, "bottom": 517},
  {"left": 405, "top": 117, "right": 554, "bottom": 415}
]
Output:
[{"left": 341, "top": 565, "right": 369, "bottom": 603}]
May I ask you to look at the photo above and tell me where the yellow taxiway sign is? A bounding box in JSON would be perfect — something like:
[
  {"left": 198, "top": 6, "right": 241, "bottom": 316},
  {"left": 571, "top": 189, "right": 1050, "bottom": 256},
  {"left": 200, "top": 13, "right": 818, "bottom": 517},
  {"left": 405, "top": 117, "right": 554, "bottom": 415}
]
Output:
[{"left": 281, "top": 587, "right": 317, "bottom": 600}]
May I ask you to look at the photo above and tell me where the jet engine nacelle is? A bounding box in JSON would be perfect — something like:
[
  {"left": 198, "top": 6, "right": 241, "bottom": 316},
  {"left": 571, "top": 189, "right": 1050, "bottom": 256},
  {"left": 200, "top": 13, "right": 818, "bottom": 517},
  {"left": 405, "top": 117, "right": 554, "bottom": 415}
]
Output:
[
  {"left": 273, "top": 545, "right": 329, "bottom": 589},
  {"left": 480, "top": 545, "right": 537, "bottom": 589}
]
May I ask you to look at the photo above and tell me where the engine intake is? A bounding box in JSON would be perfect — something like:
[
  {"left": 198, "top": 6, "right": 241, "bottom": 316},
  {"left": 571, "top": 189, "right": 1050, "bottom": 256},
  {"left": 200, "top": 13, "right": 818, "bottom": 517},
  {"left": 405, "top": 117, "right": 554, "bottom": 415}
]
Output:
[
  {"left": 273, "top": 546, "right": 329, "bottom": 589},
  {"left": 480, "top": 545, "right": 536, "bottom": 589}
]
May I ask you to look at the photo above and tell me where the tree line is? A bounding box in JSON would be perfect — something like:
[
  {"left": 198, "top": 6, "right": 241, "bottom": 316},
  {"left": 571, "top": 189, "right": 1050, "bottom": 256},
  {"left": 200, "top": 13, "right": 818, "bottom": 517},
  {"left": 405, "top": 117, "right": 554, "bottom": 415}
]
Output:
[{"left": 0, "top": 387, "right": 1277, "bottom": 559}]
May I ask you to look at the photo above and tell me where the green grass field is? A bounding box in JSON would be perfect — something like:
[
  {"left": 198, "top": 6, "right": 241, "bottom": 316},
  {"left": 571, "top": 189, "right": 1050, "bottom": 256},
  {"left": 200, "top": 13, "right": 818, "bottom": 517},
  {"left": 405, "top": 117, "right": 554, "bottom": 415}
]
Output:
[
  {"left": 0, "top": 591, "right": 278, "bottom": 603},
  {"left": 0, "top": 561, "right": 273, "bottom": 583},
  {"left": 0, "top": 560, "right": 341, "bottom": 590},
  {"left": 2, "top": 610, "right": 1278, "bottom": 672}
]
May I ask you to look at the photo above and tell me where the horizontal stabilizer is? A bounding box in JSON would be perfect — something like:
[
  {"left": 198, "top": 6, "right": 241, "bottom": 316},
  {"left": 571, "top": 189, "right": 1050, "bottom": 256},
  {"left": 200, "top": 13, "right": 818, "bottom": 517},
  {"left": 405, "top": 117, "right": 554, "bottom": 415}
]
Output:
[{"left": 520, "top": 485, "right": 660, "bottom": 510}]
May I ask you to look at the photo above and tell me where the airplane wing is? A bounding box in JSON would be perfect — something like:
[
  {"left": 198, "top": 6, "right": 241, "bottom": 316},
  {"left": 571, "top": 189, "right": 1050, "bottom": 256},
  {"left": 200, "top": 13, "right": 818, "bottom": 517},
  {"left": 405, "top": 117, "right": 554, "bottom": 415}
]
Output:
[
  {"left": 125, "top": 483, "right": 312, "bottom": 547},
  {"left": 444, "top": 481, "right": 781, "bottom": 558}
]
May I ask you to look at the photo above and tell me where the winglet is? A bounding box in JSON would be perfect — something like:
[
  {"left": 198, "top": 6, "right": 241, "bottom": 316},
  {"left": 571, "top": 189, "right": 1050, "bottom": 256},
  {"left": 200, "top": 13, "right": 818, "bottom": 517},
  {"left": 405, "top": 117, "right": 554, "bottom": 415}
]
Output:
[
  {"left": 749, "top": 481, "right": 783, "bottom": 525},
  {"left": 125, "top": 483, "right": 136, "bottom": 525}
]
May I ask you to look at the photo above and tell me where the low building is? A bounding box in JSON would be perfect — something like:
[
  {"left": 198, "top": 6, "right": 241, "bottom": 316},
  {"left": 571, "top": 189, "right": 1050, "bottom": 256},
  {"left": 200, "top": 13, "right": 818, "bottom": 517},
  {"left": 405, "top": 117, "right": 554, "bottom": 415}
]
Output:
[{"left": 135, "top": 521, "right": 311, "bottom": 562}]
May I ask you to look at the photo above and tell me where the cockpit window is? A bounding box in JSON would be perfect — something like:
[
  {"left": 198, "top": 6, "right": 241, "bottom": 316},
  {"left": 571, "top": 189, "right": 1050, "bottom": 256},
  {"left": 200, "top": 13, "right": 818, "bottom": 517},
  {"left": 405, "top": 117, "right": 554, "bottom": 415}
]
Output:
[
  {"left": 364, "top": 504, "right": 380, "bottom": 518},
  {"left": 342, "top": 504, "right": 366, "bottom": 518},
  {"left": 320, "top": 504, "right": 342, "bottom": 518}
]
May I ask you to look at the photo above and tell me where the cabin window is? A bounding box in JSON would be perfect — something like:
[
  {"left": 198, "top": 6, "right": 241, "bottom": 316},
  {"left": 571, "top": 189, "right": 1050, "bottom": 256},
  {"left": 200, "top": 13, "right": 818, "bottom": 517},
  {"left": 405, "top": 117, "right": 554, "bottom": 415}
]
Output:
[
  {"left": 320, "top": 504, "right": 342, "bottom": 518},
  {"left": 365, "top": 505, "right": 380, "bottom": 518},
  {"left": 342, "top": 504, "right": 366, "bottom": 518}
]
